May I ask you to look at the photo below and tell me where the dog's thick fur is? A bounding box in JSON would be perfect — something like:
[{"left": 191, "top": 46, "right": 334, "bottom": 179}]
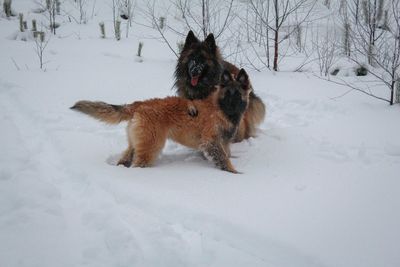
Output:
[
  {"left": 175, "top": 31, "right": 266, "bottom": 142},
  {"left": 71, "top": 69, "right": 252, "bottom": 173}
]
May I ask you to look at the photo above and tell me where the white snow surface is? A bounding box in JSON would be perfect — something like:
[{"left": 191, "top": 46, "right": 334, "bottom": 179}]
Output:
[{"left": 1, "top": 1, "right": 400, "bottom": 267}]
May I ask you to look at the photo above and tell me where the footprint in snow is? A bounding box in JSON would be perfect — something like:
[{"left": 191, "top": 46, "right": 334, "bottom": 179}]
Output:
[{"left": 106, "top": 154, "right": 122, "bottom": 166}]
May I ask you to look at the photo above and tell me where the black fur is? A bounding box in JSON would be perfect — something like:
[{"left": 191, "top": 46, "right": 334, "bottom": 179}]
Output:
[
  {"left": 221, "top": 127, "right": 238, "bottom": 142},
  {"left": 218, "top": 69, "right": 250, "bottom": 125},
  {"left": 219, "top": 91, "right": 248, "bottom": 125},
  {"left": 175, "top": 31, "right": 223, "bottom": 100}
]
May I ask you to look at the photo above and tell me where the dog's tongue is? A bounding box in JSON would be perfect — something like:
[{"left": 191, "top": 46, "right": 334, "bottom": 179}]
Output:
[{"left": 191, "top": 76, "right": 199, "bottom": 86}]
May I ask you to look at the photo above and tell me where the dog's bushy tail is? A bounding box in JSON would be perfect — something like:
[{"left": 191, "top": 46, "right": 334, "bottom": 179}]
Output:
[
  {"left": 248, "top": 91, "right": 266, "bottom": 126},
  {"left": 70, "top": 100, "right": 133, "bottom": 124}
]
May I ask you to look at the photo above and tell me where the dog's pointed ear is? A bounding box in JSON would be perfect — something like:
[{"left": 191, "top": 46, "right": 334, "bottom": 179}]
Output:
[
  {"left": 221, "top": 70, "right": 233, "bottom": 85},
  {"left": 183, "top": 30, "right": 199, "bottom": 51},
  {"left": 237, "top": 69, "right": 250, "bottom": 90},
  {"left": 204, "top": 33, "right": 217, "bottom": 54}
]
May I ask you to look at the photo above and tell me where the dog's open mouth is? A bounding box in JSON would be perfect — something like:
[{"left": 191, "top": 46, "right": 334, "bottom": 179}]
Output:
[{"left": 191, "top": 76, "right": 200, "bottom": 86}]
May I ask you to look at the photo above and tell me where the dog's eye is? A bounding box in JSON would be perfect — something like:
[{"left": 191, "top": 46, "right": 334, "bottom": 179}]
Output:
[{"left": 188, "top": 60, "right": 195, "bottom": 68}]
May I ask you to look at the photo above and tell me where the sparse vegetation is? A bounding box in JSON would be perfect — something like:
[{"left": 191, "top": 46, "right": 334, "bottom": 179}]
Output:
[
  {"left": 99, "top": 22, "right": 106, "bottom": 38},
  {"left": 3, "top": 0, "right": 399, "bottom": 104}
]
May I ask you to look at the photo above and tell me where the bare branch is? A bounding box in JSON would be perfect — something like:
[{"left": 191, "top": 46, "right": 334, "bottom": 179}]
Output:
[{"left": 314, "top": 74, "right": 391, "bottom": 103}]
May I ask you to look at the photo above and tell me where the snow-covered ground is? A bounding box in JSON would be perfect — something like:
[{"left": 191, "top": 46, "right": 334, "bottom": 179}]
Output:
[{"left": 1, "top": 1, "right": 400, "bottom": 267}]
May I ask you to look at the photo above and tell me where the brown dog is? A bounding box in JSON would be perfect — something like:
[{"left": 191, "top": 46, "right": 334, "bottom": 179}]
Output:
[
  {"left": 71, "top": 69, "right": 251, "bottom": 173},
  {"left": 175, "top": 31, "right": 266, "bottom": 142}
]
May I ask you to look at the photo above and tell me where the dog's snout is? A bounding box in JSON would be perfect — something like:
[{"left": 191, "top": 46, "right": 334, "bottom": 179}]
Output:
[{"left": 188, "top": 59, "right": 204, "bottom": 77}]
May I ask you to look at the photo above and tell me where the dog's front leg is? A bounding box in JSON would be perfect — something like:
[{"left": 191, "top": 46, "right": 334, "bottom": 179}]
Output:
[{"left": 200, "top": 142, "right": 238, "bottom": 173}]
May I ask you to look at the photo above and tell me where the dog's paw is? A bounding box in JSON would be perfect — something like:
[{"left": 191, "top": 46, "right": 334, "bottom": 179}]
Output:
[
  {"left": 117, "top": 159, "right": 132, "bottom": 168},
  {"left": 227, "top": 168, "right": 241, "bottom": 174},
  {"left": 220, "top": 165, "right": 241, "bottom": 174},
  {"left": 188, "top": 104, "right": 198, "bottom": 117}
]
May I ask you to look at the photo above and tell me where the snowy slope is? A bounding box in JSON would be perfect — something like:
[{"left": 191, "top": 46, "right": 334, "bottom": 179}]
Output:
[{"left": 1, "top": 1, "right": 400, "bottom": 267}]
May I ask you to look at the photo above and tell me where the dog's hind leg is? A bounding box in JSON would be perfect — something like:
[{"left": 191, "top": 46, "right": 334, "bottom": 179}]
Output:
[
  {"left": 132, "top": 123, "right": 167, "bottom": 168},
  {"left": 117, "top": 122, "right": 138, "bottom": 167},
  {"left": 117, "top": 146, "right": 135, "bottom": 167},
  {"left": 133, "top": 138, "right": 166, "bottom": 168}
]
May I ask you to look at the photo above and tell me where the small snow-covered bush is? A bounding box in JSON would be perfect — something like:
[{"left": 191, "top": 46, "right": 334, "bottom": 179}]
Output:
[
  {"left": 99, "top": 22, "right": 105, "bottom": 39},
  {"left": 3, "top": 0, "right": 13, "bottom": 17},
  {"left": 115, "top": 20, "right": 121, "bottom": 41},
  {"left": 135, "top": 42, "right": 144, "bottom": 62}
]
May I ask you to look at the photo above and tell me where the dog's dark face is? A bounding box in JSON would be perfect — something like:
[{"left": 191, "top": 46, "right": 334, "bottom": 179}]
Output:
[
  {"left": 175, "top": 31, "right": 223, "bottom": 100},
  {"left": 218, "top": 69, "right": 252, "bottom": 125}
]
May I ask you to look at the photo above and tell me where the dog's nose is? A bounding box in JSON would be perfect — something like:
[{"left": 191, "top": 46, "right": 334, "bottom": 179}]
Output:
[
  {"left": 191, "top": 67, "right": 202, "bottom": 76},
  {"left": 188, "top": 60, "right": 203, "bottom": 77}
]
